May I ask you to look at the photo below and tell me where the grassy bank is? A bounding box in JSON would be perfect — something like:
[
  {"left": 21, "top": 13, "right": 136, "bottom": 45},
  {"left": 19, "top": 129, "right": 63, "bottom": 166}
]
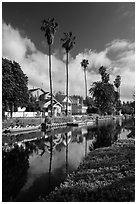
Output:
[{"left": 40, "top": 138, "right": 135, "bottom": 202}]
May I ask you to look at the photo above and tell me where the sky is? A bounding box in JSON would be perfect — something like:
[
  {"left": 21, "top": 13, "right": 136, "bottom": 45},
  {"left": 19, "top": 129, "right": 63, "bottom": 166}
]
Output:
[{"left": 2, "top": 2, "right": 135, "bottom": 101}]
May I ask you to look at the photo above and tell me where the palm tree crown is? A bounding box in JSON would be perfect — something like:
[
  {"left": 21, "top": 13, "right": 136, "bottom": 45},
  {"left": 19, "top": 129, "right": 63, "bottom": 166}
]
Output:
[
  {"left": 81, "top": 59, "right": 89, "bottom": 70},
  {"left": 61, "top": 32, "right": 76, "bottom": 52},
  {"left": 41, "top": 17, "right": 58, "bottom": 45}
]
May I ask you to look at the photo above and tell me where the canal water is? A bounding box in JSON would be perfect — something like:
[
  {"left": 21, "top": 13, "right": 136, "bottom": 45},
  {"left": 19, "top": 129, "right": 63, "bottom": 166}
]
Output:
[{"left": 2, "top": 118, "right": 134, "bottom": 202}]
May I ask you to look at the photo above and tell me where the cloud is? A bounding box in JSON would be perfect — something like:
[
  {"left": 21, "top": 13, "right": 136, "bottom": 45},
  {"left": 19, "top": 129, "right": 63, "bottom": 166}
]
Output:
[{"left": 2, "top": 22, "right": 135, "bottom": 101}]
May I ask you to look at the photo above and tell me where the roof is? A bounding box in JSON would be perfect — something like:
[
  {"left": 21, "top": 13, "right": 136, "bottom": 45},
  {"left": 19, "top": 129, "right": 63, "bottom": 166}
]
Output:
[
  {"left": 42, "top": 97, "right": 63, "bottom": 108},
  {"left": 29, "top": 88, "right": 49, "bottom": 94},
  {"left": 55, "top": 94, "right": 73, "bottom": 104},
  {"left": 55, "top": 94, "right": 65, "bottom": 104}
]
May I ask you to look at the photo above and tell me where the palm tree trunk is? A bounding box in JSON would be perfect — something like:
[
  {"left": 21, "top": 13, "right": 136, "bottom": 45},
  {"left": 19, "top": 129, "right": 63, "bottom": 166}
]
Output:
[
  {"left": 84, "top": 69, "right": 88, "bottom": 105},
  {"left": 49, "top": 44, "right": 53, "bottom": 117},
  {"left": 66, "top": 51, "right": 69, "bottom": 116}
]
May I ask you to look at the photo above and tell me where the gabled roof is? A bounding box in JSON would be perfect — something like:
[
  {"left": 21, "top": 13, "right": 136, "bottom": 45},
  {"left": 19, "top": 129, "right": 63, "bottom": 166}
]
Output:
[
  {"left": 42, "top": 97, "right": 63, "bottom": 108},
  {"left": 55, "top": 94, "right": 73, "bottom": 104},
  {"left": 62, "top": 97, "right": 73, "bottom": 103},
  {"left": 29, "top": 88, "right": 49, "bottom": 94},
  {"left": 55, "top": 94, "right": 65, "bottom": 104}
]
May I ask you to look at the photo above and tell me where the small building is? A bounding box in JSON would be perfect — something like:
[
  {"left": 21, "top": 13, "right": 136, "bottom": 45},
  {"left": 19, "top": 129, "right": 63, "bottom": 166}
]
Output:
[
  {"left": 55, "top": 94, "right": 73, "bottom": 115},
  {"left": 38, "top": 91, "right": 62, "bottom": 116},
  {"left": 55, "top": 94, "right": 87, "bottom": 115},
  {"left": 29, "top": 88, "right": 48, "bottom": 101},
  {"left": 70, "top": 96, "right": 83, "bottom": 115},
  {"left": 28, "top": 88, "right": 63, "bottom": 116}
]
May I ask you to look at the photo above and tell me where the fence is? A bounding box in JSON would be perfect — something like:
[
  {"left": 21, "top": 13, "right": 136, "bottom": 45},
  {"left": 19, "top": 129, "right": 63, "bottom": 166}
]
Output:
[{"left": 5, "top": 112, "right": 43, "bottom": 118}]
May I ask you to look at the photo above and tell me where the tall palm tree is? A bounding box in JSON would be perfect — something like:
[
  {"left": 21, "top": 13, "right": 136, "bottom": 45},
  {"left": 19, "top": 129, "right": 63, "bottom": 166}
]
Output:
[
  {"left": 81, "top": 59, "right": 89, "bottom": 106},
  {"left": 61, "top": 32, "right": 76, "bottom": 116},
  {"left": 114, "top": 75, "right": 121, "bottom": 99},
  {"left": 41, "top": 17, "right": 58, "bottom": 117}
]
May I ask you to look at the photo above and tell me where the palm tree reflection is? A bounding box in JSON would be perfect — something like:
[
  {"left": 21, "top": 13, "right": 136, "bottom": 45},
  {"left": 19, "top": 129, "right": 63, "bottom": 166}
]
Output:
[
  {"left": 48, "top": 135, "right": 53, "bottom": 191},
  {"left": 45, "top": 132, "right": 64, "bottom": 191},
  {"left": 65, "top": 133, "right": 68, "bottom": 176},
  {"left": 62, "top": 131, "right": 72, "bottom": 176}
]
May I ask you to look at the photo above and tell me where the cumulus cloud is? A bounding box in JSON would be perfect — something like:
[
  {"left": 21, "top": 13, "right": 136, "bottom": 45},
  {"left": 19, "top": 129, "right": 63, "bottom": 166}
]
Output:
[{"left": 2, "top": 22, "right": 135, "bottom": 101}]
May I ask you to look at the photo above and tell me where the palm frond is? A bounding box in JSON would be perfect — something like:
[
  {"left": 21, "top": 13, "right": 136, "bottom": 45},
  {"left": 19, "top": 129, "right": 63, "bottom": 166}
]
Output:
[
  {"left": 61, "top": 32, "right": 76, "bottom": 52},
  {"left": 81, "top": 59, "right": 89, "bottom": 69},
  {"left": 41, "top": 17, "right": 58, "bottom": 45}
]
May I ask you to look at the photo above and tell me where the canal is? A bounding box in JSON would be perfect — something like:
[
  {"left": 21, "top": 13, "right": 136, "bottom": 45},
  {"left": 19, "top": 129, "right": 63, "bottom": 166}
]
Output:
[{"left": 2, "top": 117, "right": 134, "bottom": 202}]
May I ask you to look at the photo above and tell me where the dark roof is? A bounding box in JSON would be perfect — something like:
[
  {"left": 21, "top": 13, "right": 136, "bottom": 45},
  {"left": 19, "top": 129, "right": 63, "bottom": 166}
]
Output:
[
  {"left": 54, "top": 94, "right": 66, "bottom": 104},
  {"left": 55, "top": 94, "right": 84, "bottom": 104},
  {"left": 29, "top": 88, "right": 49, "bottom": 94},
  {"left": 40, "top": 94, "right": 63, "bottom": 107}
]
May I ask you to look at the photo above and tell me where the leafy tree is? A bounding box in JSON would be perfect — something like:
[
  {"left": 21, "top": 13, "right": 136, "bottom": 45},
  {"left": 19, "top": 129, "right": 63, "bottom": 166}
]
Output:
[
  {"left": 89, "top": 67, "right": 117, "bottom": 115},
  {"left": 2, "top": 58, "right": 29, "bottom": 117},
  {"left": 41, "top": 17, "right": 58, "bottom": 117},
  {"left": 61, "top": 32, "right": 76, "bottom": 116},
  {"left": 121, "top": 101, "right": 134, "bottom": 115},
  {"left": 89, "top": 81, "right": 116, "bottom": 114},
  {"left": 54, "top": 91, "right": 64, "bottom": 97},
  {"left": 81, "top": 59, "right": 89, "bottom": 107},
  {"left": 26, "top": 93, "right": 41, "bottom": 112}
]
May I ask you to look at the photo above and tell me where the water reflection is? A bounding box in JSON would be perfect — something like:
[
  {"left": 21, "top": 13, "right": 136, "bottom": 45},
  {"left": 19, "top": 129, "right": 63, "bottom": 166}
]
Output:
[
  {"left": 2, "top": 144, "right": 29, "bottom": 201},
  {"left": 48, "top": 135, "right": 53, "bottom": 192},
  {"left": 2, "top": 118, "right": 133, "bottom": 201}
]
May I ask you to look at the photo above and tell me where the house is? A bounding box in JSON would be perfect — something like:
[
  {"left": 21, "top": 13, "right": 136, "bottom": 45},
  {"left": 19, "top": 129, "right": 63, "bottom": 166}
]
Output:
[
  {"left": 29, "top": 88, "right": 48, "bottom": 101},
  {"left": 38, "top": 90, "right": 63, "bottom": 116},
  {"left": 70, "top": 96, "right": 83, "bottom": 115},
  {"left": 55, "top": 94, "right": 87, "bottom": 115},
  {"left": 55, "top": 94, "right": 73, "bottom": 115},
  {"left": 29, "top": 88, "right": 63, "bottom": 116}
]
